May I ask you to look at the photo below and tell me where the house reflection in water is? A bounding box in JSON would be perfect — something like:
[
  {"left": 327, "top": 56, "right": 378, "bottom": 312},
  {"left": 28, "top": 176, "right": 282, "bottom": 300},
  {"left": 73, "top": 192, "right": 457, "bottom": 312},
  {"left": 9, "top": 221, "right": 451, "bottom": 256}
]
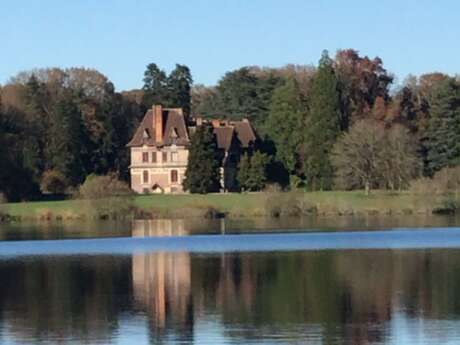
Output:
[
  {"left": 131, "top": 219, "right": 190, "bottom": 237},
  {"left": 132, "top": 219, "right": 193, "bottom": 340},
  {"left": 132, "top": 251, "right": 193, "bottom": 338}
]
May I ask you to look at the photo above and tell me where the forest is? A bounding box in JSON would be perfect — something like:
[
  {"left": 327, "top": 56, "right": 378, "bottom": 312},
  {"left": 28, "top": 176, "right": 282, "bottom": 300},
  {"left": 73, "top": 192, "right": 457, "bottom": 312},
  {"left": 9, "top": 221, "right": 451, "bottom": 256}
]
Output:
[{"left": 1, "top": 49, "right": 459, "bottom": 201}]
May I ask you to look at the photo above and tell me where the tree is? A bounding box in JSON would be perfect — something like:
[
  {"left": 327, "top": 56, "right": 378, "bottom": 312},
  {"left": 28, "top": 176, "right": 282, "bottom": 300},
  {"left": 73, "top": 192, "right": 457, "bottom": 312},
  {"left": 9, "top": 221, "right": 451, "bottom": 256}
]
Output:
[
  {"left": 331, "top": 120, "right": 419, "bottom": 194},
  {"left": 334, "top": 49, "right": 393, "bottom": 126},
  {"left": 21, "top": 75, "right": 51, "bottom": 182},
  {"left": 142, "top": 63, "right": 167, "bottom": 108},
  {"left": 215, "top": 67, "right": 265, "bottom": 123},
  {"left": 302, "top": 51, "right": 342, "bottom": 190},
  {"left": 237, "top": 151, "right": 269, "bottom": 191},
  {"left": 0, "top": 104, "right": 39, "bottom": 201},
  {"left": 266, "top": 78, "right": 306, "bottom": 176},
  {"left": 381, "top": 125, "right": 421, "bottom": 190},
  {"left": 424, "top": 77, "right": 460, "bottom": 175},
  {"left": 191, "top": 84, "right": 220, "bottom": 117},
  {"left": 331, "top": 120, "right": 386, "bottom": 195},
  {"left": 236, "top": 153, "right": 250, "bottom": 191},
  {"left": 167, "top": 64, "right": 193, "bottom": 116},
  {"left": 48, "top": 91, "right": 87, "bottom": 186},
  {"left": 183, "top": 126, "right": 221, "bottom": 193}
]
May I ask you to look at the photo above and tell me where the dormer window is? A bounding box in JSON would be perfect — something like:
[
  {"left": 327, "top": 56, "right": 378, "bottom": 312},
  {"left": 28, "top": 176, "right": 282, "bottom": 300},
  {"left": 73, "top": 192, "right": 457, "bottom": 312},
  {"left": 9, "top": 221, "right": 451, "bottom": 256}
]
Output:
[{"left": 143, "top": 129, "right": 150, "bottom": 139}]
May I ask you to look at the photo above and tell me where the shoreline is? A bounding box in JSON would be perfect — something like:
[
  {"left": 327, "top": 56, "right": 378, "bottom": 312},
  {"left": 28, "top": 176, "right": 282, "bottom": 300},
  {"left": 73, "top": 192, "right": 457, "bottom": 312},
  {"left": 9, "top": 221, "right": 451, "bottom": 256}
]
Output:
[{"left": 0, "top": 191, "right": 455, "bottom": 223}]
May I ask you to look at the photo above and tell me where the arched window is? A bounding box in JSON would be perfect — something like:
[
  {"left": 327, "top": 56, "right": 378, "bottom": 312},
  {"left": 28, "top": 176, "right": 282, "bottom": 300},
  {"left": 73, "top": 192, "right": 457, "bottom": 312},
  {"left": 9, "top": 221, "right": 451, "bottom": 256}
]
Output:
[
  {"left": 171, "top": 170, "right": 178, "bottom": 183},
  {"left": 143, "top": 170, "right": 149, "bottom": 184}
]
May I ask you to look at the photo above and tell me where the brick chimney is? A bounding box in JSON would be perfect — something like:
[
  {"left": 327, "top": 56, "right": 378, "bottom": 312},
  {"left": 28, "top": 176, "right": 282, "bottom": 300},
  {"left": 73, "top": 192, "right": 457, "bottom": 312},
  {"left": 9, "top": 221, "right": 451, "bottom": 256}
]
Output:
[{"left": 153, "top": 105, "right": 163, "bottom": 143}]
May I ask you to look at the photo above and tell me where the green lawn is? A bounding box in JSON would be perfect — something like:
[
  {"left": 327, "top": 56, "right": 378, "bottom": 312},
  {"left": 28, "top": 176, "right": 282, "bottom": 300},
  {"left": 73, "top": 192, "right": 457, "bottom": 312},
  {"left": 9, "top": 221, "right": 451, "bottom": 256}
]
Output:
[{"left": 0, "top": 190, "right": 442, "bottom": 221}]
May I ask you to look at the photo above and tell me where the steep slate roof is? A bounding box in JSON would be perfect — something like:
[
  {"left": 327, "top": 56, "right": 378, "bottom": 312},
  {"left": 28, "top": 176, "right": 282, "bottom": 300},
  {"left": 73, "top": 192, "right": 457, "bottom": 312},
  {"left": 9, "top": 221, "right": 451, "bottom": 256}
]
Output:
[
  {"left": 212, "top": 119, "right": 257, "bottom": 150},
  {"left": 162, "top": 109, "right": 189, "bottom": 146},
  {"left": 126, "top": 108, "right": 189, "bottom": 147},
  {"left": 213, "top": 127, "right": 235, "bottom": 151},
  {"left": 233, "top": 120, "right": 257, "bottom": 148}
]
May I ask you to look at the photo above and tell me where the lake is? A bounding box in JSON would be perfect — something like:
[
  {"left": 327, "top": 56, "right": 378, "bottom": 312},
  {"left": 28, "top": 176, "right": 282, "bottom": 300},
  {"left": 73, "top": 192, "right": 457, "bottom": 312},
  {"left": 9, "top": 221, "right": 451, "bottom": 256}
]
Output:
[{"left": 1, "top": 216, "right": 460, "bottom": 344}]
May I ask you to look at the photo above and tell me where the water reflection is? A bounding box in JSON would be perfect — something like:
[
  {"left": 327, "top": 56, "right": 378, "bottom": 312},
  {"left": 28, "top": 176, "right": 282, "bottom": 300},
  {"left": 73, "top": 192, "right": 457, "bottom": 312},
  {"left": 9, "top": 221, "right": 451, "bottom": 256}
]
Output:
[
  {"left": 133, "top": 251, "right": 192, "bottom": 340},
  {"left": 2, "top": 214, "right": 460, "bottom": 241},
  {"left": 2, "top": 249, "right": 460, "bottom": 343}
]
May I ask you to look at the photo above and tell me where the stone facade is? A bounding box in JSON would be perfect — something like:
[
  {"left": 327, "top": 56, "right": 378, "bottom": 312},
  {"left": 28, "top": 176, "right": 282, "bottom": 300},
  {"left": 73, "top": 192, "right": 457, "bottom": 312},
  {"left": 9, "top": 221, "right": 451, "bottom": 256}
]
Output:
[{"left": 129, "top": 146, "right": 188, "bottom": 193}]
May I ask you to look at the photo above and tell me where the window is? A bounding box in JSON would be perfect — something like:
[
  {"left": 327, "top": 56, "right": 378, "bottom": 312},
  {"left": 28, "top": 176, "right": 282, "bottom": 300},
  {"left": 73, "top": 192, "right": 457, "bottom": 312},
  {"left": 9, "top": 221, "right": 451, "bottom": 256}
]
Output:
[
  {"left": 171, "top": 170, "right": 178, "bottom": 183},
  {"left": 162, "top": 152, "right": 168, "bottom": 162},
  {"left": 152, "top": 152, "right": 157, "bottom": 163},
  {"left": 143, "top": 170, "right": 149, "bottom": 184},
  {"left": 171, "top": 151, "right": 178, "bottom": 162},
  {"left": 142, "top": 152, "right": 149, "bottom": 163}
]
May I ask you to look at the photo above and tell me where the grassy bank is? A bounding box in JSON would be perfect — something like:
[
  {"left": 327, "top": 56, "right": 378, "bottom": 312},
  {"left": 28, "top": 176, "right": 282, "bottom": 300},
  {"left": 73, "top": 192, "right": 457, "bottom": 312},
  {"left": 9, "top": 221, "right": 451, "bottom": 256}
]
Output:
[{"left": 0, "top": 190, "right": 449, "bottom": 222}]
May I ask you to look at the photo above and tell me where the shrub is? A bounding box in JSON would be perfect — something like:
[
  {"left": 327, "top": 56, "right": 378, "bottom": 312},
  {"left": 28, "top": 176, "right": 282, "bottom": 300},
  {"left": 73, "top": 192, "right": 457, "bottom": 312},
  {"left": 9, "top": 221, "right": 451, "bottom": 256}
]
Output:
[
  {"left": 410, "top": 166, "right": 460, "bottom": 195},
  {"left": 78, "top": 174, "right": 132, "bottom": 199},
  {"left": 78, "top": 174, "right": 134, "bottom": 219},
  {"left": 411, "top": 166, "right": 460, "bottom": 214},
  {"left": 263, "top": 191, "right": 316, "bottom": 217},
  {"left": 40, "top": 170, "right": 68, "bottom": 194}
]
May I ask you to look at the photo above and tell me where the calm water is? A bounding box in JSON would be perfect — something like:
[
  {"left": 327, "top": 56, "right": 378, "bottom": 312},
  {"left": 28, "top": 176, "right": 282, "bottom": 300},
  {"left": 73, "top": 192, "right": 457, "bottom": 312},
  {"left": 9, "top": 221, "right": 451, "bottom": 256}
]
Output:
[{"left": 1, "top": 217, "right": 460, "bottom": 344}]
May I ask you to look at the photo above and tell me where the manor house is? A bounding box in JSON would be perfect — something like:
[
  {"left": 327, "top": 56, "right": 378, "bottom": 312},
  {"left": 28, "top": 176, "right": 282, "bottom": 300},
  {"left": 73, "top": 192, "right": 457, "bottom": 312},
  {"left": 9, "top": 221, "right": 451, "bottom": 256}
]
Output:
[{"left": 127, "top": 105, "right": 257, "bottom": 193}]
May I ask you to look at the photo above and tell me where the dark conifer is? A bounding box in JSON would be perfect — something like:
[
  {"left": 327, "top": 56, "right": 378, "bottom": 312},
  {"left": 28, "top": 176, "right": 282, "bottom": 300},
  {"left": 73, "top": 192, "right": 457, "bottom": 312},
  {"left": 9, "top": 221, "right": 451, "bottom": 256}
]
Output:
[
  {"left": 303, "top": 50, "right": 342, "bottom": 190},
  {"left": 183, "top": 126, "right": 221, "bottom": 193}
]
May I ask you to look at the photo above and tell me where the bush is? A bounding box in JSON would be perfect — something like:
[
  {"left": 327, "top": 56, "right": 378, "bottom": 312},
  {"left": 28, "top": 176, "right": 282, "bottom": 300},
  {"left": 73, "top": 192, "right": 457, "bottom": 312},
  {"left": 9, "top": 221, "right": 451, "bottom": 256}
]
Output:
[
  {"left": 78, "top": 174, "right": 132, "bottom": 199},
  {"left": 263, "top": 191, "right": 316, "bottom": 217},
  {"left": 410, "top": 166, "right": 460, "bottom": 195},
  {"left": 78, "top": 174, "right": 134, "bottom": 219},
  {"left": 40, "top": 170, "right": 68, "bottom": 194},
  {"left": 411, "top": 166, "right": 460, "bottom": 214}
]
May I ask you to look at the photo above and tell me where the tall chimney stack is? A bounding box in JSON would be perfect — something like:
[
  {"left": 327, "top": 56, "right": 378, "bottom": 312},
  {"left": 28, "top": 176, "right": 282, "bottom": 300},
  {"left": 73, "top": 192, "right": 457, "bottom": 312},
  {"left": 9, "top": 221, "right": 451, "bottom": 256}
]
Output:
[{"left": 153, "top": 105, "right": 163, "bottom": 143}]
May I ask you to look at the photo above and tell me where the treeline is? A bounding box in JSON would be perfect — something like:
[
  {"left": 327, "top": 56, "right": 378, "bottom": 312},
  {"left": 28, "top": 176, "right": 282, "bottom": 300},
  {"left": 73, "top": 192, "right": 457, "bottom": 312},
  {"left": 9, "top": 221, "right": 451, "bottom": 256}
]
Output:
[
  {"left": 191, "top": 49, "right": 460, "bottom": 193},
  {"left": 1, "top": 49, "right": 460, "bottom": 200},
  {"left": 0, "top": 68, "right": 142, "bottom": 200}
]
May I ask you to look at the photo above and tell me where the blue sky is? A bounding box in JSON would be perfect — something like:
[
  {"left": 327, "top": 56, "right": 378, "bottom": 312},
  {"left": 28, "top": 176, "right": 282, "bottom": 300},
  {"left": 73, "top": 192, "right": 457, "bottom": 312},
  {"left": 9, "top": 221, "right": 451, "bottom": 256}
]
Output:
[{"left": 1, "top": 0, "right": 459, "bottom": 91}]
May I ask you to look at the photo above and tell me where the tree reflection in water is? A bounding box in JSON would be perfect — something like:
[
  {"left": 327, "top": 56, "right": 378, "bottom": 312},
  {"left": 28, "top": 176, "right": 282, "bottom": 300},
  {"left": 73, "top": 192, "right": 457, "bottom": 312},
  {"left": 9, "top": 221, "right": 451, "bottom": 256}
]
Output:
[{"left": 0, "top": 221, "right": 460, "bottom": 344}]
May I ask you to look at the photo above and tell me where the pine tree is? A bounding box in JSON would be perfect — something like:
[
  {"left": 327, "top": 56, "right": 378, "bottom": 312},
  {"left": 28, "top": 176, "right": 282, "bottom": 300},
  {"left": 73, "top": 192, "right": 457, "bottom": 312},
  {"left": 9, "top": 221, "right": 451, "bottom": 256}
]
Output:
[
  {"left": 22, "top": 75, "right": 50, "bottom": 181},
  {"left": 237, "top": 151, "right": 269, "bottom": 191},
  {"left": 237, "top": 153, "right": 251, "bottom": 191},
  {"left": 167, "top": 64, "right": 193, "bottom": 116},
  {"left": 266, "top": 78, "right": 306, "bottom": 176},
  {"left": 142, "top": 63, "right": 168, "bottom": 108},
  {"left": 48, "top": 92, "right": 87, "bottom": 186},
  {"left": 183, "top": 126, "right": 221, "bottom": 193},
  {"left": 424, "top": 78, "right": 460, "bottom": 175},
  {"left": 303, "top": 50, "right": 342, "bottom": 190}
]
